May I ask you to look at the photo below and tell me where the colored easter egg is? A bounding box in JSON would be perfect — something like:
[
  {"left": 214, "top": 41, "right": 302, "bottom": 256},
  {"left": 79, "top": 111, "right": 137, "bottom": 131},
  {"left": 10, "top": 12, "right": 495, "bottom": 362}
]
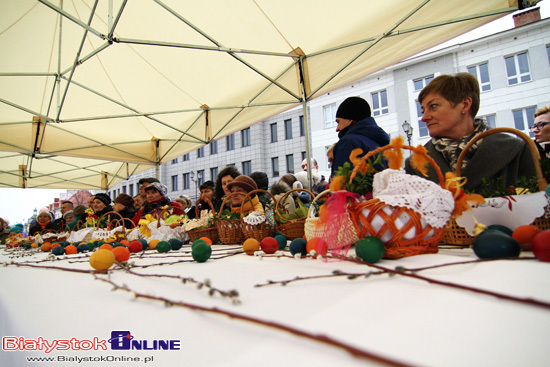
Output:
[
  {"left": 77, "top": 244, "right": 89, "bottom": 253},
  {"left": 192, "top": 239, "right": 208, "bottom": 249},
  {"left": 89, "top": 249, "right": 116, "bottom": 270},
  {"left": 168, "top": 238, "right": 183, "bottom": 250},
  {"left": 198, "top": 237, "right": 212, "bottom": 246},
  {"left": 355, "top": 236, "right": 385, "bottom": 263},
  {"left": 242, "top": 238, "right": 260, "bottom": 255},
  {"left": 52, "top": 246, "right": 65, "bottom": 256},
  {"left": 156, "top": 241, "right": 171, "bottom": 253},
  {"left": 274, "top": 234, "right": 287, "bottom": 250},
  {"left": 65, "top": 244, "right": 78, "bottom": 255},
  {"left": 112, "top": 246, "right": 131, "bottom": 262},
  {"left": 487, "top": 224, "right": 513, "bottom": 237},
  {"left": 260, "top": 237, "right": 278, "bottom": 254},
  {"left": 306, "top": 237, "right": 328, "bottom": 256},
  {"left": 473, "top": 229, "right": 520, "bottom": 259},
  {"left": 128, "top": 240, "right": 143, "bottom": 253},
  {"left": 99, "top": 243, "right": 113, "bottom": 251},
  {"left": 192, "top": 242, "right": 212, "bottom": 262},
  {"left": 532, "top": 229, "right": 550, "bottom": 262},
  {"left": 289, "top": 238, "right": 307, "bottom": 256}
]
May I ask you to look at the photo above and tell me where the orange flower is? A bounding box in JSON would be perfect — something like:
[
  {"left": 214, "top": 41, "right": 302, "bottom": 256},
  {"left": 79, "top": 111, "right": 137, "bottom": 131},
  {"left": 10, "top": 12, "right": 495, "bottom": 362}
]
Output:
[
  {"left": 329, "top": 175, "right": 346, "bottom": 191},
  {"left": 381, "top": 137, "right": 404, "bottom": 170},
  {"left": 444, "top": 172, "right": 485, "bottom": 217}
]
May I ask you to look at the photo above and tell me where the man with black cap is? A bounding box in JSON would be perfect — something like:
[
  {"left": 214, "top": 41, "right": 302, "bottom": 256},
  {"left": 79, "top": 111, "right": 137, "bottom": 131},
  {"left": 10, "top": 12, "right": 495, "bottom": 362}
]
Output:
[{"left": 331, "top": 96, "right": 390, "bottom": 177}]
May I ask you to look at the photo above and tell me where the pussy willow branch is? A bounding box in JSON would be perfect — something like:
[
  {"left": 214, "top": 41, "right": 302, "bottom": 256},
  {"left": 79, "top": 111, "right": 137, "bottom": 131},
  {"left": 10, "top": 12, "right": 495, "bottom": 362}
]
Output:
[
  {"left": 330, "top": 255, "right": 550, "bottom": 310},
  {"left": 254, "top": 269, "right": 385, "bottom": 287},
  {"left": 94, "top": 275, "right": 414, "bottom": 367}
]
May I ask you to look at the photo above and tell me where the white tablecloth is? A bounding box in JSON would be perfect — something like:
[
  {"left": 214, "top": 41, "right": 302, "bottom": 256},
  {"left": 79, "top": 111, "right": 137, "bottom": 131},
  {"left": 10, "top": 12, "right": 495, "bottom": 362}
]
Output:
[{"left": 1, "top": 243, "right": 549, "bottom": 367}]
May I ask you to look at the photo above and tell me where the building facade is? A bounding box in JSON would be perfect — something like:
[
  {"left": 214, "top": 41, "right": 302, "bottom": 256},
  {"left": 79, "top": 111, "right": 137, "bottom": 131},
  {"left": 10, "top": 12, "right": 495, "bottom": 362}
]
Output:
[{"left": 107, "top": 15, "right": 550, "bottom": 203}]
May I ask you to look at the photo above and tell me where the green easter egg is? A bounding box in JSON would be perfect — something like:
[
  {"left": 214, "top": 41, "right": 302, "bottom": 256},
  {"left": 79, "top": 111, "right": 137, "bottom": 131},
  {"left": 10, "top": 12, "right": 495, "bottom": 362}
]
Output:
[
  {"left": 355, "top": 236, "right": 385, "bottom": 263},
  {"left": 192, "top": 242, "right": 212, "bottom": 262},
  {"left": 156, "top": 241, "right": 171, "bottom": 253}
]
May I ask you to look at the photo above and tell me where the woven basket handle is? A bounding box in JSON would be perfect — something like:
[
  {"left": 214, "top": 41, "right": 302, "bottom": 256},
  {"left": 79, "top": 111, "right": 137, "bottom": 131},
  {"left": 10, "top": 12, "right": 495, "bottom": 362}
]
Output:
[
  {"left": 239, "top": 189, "right": 276, "bottom": 220},
  {"left": 455, "top": 127, "right": 547, "bottom": 191},
  {"left": 352, "top": 143, "right": 446, "bottom": 187},
  {"left": 216, "top": 192, "right": 243, "bottom": 220},
  {"left": 274, "top": 188, "right": 315, "bottom": 223},
  {"left": 96, "top": 211, "right": 125, "bottom": 230},
  {"left": 307, "top": 189, "right": 331, "bottom": 219},
  {"left": 194, "top": 196, "right": 216, "bottom": 219}
]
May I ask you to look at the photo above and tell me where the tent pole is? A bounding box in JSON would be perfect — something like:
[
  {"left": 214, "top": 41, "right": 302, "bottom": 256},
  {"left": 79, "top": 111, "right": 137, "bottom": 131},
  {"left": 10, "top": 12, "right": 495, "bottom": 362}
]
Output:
[{"left": 298, "top": 54, "right": 313, "bottom": 191}]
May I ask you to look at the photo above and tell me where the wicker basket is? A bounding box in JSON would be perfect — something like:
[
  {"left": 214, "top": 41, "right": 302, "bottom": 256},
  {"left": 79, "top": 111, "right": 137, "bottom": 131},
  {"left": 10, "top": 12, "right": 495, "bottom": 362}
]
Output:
[
  {"left": 186, "top": 197, "right": 219, "bottom": 244},
  {"left": 216, "top": 193, "right": 245, "bottom": 244},
  {"left": 348, "top": 144, "right": 447, "bottom": 259},
  {"left": 96, "top": 211, "right": 128, "bottom": 241},
  {"left": 240, "top": 189, "right": 276, "bottom": 242},
  {"left": 304, "top": 189, "right": 360, "bottom": 248},
  {"left": 275, "top": 188, "right": 314, "bottom": 240},
  {"left": 444, "top": 127, "right": 549, "bottom": 245}
]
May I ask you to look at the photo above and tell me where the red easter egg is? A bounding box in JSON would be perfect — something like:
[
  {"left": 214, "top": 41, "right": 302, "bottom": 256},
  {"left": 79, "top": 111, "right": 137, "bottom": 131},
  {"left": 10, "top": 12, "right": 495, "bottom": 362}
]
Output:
[
  {"left": 306, "top": 237, "right": 328, "bottom": 256},
  {"left": 128, "top": 240, "right": 143, "bottom": 253},
  {"left": 532, "top": 229, "right": 550, "bottom": 262},
  {"left": 260, "top": 237, "right": 278, "bottom": 254}
]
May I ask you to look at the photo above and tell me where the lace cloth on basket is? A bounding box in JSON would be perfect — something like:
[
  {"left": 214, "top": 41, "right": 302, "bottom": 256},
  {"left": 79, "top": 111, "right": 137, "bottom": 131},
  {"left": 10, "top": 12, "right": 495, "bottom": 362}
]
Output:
[
  {"left": 373, "top": 169, "right": 454, "bottom": 228},
  {"left": 243, "top": 211, "right": 267, "bottom": 225}
]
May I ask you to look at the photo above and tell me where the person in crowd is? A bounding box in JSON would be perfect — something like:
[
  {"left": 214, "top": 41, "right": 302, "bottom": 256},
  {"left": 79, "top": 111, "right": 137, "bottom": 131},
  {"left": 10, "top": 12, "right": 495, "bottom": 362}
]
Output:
[
  {"left": 176, "top": 195, "right": 195, "bottom": 219},
  {"left": 226, "top": 175, "right": 264, "bottom": 214},
  {"left": 270, "top": 174, "right": 301, "bottom": 214},
  {"left": 294, "top": 170, "right": 319, "bottom": 205},
  {"left": 87, "top": 195, "right": 95, "bottom": 208},
  {"left": 63, "top": 211, "right": 75, "bottom": 226},
  {"left": 92, "top": 193, "right": 114, "bottom": 221},
  {"left": 112, "top": 193, "right": 136, "bottom": 229},
  {"left": 138, "top": 177, "right": 160, "bottom": 205},
  {"left": 0, "top": 217, "right": 10, "bottom": 243},
  {"left": 327, "top": 143, "right": 336, "bottom": 168},
  {"left": 67, "top": 205, "right": 87, "bottom": 231},
  {"left": 301, "top": 158, "right": 319, "bottom": 172},
  {"left": 533, "top": 105, "right": 550, "bottom": 159},
  {"left": 133, "top": 182, "right": 181, "bottom": 222},
  {"left": 29, "top": 210, "right": 54, "bottom": 236},
  {"left": 214, "top": 166, "right": 241, "bottom": 211},
  {"left": 250, "top": 171, "right": 271, "bottom": 208},
  {"left": 133, "top": 194, "right": 145, "bottom": 211},
  {"left": 313, "top": 174, "right": 328, "bottom": 195},
  {"left": 196, "top": 180, "right": 215, "bottom": 214},
  {"left": 405, "top": 73, "right": 536, "bottom": 193},
  {"left": 51, "top": 200, "right": 74, "bottom": 231},
  {"left": 331, "top": 96, "right": 390, "bottom": 177}
]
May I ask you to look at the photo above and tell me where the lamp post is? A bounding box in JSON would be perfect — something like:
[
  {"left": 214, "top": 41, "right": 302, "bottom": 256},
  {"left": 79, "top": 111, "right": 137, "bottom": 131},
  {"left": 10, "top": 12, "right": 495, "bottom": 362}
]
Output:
[
  {"left": 402, "top": 120, "right": 413, "bottom": 146},
  {"left": 190, "top": 171, "right": 197, "bottom": 203}
]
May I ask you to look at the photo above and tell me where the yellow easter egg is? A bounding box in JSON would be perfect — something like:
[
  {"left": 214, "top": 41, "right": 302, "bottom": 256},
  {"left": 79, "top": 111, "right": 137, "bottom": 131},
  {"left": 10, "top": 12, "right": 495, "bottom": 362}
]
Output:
[
  {"left": 89, "top": 249, "right": 116, "bottom": 270},
  {"left": 242, "top": 238, "right": 260, "bottom": 256}
]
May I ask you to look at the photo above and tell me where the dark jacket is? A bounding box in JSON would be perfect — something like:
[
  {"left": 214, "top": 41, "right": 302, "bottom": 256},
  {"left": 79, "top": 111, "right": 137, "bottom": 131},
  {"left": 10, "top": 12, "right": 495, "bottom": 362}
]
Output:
[
  {"left": 29, "top": 222, "right": 54, "bottom": 236},
  {"left": 405, "top": 132, "right": 536, "bottom": 194},
  {"left": 118, "top": 207, "right": 137, "bottom": 229},
  {"left": 331, "top": 116, "right": 390, "bottom": 177}
]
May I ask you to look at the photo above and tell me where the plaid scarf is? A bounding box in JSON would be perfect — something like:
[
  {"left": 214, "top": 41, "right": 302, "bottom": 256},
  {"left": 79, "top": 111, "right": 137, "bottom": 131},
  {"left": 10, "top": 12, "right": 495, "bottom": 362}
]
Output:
[{"left": 432, "top": 119, "right": 489, "bottom": 172}]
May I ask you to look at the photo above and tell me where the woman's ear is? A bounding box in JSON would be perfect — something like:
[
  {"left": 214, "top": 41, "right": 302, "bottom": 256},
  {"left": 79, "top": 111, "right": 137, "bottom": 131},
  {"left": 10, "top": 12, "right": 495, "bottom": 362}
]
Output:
[{"left": 462, "top": 97, "right": 472, "bottom": 114}]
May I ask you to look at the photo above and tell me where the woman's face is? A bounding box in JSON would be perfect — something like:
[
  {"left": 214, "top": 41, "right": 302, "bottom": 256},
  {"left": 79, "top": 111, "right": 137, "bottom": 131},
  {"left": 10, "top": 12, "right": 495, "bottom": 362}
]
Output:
[
  {"left": 37, "top": 213, "right": 51, "bottom": 224},
  {"left": 146, "top": 189, "right": 162, "bottom": 203},
  {"left": 133, "top": 196, "right": 144, "bottom": 210},
  {"left": 533, "top": 112, "right": 550, "bottom": 143},
  {"left": 113, "top": 202, "right": 125, "bottom": 213},
  {"left": 221, "top": 175, "right": 234, "bottom": 195},
  {"left": 231, "top": 186, "right": 246, "bottom": 206},
  {"left": 93, "top": 199, "right": 106, "bottom": 212},
  {"left": 200, "top": 188, "right": 214, "bottom": 201},
  {"left": 421, "top": 92, "right": 468, "bottom": 139},
  {"left": 64, "top": 214, "right": 75, "bottom": 223}
]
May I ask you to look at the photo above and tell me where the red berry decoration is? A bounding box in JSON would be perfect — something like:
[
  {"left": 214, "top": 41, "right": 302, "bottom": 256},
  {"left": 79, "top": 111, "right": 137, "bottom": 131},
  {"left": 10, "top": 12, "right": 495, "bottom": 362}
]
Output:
[{"left": 260, "top": 237, "right": 278, "bottom": 254}]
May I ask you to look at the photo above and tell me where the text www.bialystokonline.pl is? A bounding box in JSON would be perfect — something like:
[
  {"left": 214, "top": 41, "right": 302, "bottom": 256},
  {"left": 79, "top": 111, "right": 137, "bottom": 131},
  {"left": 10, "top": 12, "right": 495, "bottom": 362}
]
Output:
[{"left": 25, "top": 355, "right": 155, "bottom": 364}]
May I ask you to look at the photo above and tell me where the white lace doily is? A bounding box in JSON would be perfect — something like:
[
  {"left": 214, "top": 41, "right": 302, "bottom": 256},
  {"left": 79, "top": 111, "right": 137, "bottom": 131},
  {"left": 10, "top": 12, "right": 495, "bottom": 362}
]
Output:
[
  {"left": 243, "top": 211, "right": 266, "bottom": 225},
  {"left": 373, "top": 169, "right": 454, "bottom": 228}
]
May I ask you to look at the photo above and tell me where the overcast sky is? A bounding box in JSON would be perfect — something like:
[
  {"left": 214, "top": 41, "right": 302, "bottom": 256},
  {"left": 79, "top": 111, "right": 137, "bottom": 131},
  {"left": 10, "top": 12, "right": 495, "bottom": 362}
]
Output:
[{"left": 1, "top": 1, "right": 548, "bottom": 227}]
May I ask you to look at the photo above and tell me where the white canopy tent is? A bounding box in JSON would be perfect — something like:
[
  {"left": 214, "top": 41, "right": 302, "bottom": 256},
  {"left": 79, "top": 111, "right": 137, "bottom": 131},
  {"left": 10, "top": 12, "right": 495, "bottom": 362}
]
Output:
[{"left": 0, "top": 0, "right": 536, "bottom": 189}]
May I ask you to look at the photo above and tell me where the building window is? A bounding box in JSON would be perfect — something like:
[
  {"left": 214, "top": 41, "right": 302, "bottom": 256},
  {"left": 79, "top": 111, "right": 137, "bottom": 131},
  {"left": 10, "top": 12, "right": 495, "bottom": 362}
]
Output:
[
  {"left": 171, "top": 175, "right": 178, "bottom": 191},
  {"left": 197, "top": 170, "right": 205, "bottom": 186},
  {"left": 197, "top": 146, "right": 205, "bottom": 158},
  {"left": 271, "top": 157, "right": 279, "bottom": 177},
  {"left": 242, "top": 160, "right": 252, "bottom": 176},
  {"left": 171, "top": 158, "right": 178, "bottom": 164},
  {"left": 210, "top": 140, "right": 218, "bottom": 155},
  {"left": 226, "top": 134, "right": 235, "bottom": 151},
  {"left": 467, "top": 62, "right": 491, "bottom": 91},
  {"left": 415, "top": 100, "right": 429, "bottom": 138},
  {"left": 284, "top": 119, "right": 293, "bottom": 139},
  {"left": 301, "top": 151, "right": 307, "bottom": 161},
  {"left": 479, "top": 114, "right": 496, "bottom": 128},
  {"left": 513, "top": 106, "right": 536, "bottom": 136},
  {"left": 129, "top": 184, "right": 134, "bottom": 197},
  {"left": 505, "top": 52, "right": 531, "bottom": 85},
  {"left": 413, "top": 75, "right": 434, "bottom": 91},
  {"left": 210, "top": 167, "right": 218, "bottom": 182},
  {"left": 183, "top": 173, "right": 190, "bottom": 190},
  {"left": 241, "top": 128, "right": 251, "bottom": 147},
  {"left": 183, "top": 153, "right": 190, "bottom": 161},
  {"left": 546, "top": 45, "right": 550, "bottom": 65},
  {"left": 299, "top": 115, "right": 305, "bottom": 136},
  {"left": 286, "top": 154, "right": 294, "bottom": 174},
  {"left": 324, "top": 103, "right": 337, "bottom": 128},
  {"left": 122, "top": 186, "right": 127, "bottom": 194},
  {"left": 270, "top": 123, "right": 278, "bottom": 143},
  {"left": 371, "top": 89, "right": 389, "bottom": 116}
]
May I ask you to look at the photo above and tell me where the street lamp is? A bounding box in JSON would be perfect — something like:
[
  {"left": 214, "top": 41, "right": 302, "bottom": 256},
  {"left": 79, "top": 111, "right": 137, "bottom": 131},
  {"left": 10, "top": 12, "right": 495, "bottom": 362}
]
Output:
[
  {"left": 190, "top": 171, "right": 197, "bottom": 203},
  {"left": 402, "top": 120, "right": 413, "bottom": 146}
]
